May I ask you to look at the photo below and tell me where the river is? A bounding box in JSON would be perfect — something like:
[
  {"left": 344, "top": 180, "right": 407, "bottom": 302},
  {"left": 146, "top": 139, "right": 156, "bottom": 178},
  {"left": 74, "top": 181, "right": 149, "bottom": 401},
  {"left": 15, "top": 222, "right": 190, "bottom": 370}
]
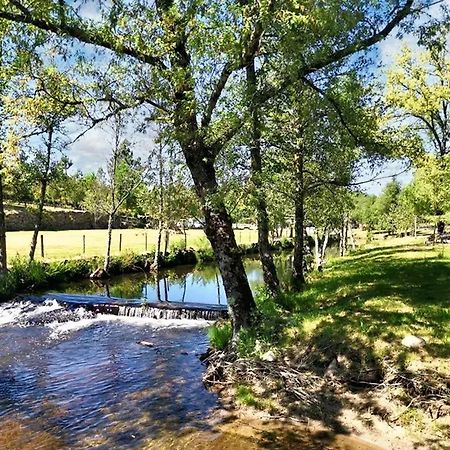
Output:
[{"left": 0, "top": 255, "right": 381, "bottom": 449}]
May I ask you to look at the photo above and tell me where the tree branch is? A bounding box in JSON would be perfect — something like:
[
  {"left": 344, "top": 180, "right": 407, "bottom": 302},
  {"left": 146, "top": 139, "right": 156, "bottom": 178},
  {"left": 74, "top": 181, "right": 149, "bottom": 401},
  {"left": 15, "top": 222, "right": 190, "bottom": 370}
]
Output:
[
  {"left": 302, "top": 0, "right": 415, "bottom": 76},
  {"left": 0, "top": 2, "right": 167, "bottom": 70}
]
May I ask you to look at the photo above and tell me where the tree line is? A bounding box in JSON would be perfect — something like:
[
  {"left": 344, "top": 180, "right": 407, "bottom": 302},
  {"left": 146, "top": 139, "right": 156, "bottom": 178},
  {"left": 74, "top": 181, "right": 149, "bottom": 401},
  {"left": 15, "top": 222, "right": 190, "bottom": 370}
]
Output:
[{"left": 0, "top": 0, "right": 448, "bottom": 336}]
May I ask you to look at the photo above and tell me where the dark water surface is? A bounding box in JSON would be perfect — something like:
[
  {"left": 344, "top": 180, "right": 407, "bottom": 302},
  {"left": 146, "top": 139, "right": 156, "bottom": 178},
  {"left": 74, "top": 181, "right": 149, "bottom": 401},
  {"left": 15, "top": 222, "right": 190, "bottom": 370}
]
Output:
[
  {"left": 48, "top": 255, "right": 293, "bottom": 305},
  {"left": 0, "top": 255, "right": 381, "bottom": 449}
]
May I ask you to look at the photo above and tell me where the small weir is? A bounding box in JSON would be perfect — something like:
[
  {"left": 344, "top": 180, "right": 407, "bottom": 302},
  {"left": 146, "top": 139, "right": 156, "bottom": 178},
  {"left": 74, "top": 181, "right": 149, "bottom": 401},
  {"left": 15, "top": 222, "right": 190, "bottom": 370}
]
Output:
[{"left": 34, "top": 293, "right": 229, "bottom": 321}]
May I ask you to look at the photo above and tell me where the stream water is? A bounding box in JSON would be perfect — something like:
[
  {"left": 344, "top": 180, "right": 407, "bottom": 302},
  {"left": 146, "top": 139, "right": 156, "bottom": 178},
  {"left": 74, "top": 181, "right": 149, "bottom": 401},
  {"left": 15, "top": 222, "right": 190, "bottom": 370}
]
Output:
[{"left": 0, "top": 255, "right": 381, "bottom": 449}]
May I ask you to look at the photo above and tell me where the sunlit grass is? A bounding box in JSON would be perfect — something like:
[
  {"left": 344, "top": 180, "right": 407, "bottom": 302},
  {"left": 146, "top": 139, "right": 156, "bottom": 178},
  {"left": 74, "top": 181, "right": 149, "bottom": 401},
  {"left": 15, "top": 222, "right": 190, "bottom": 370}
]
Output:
[
  {"left": 287, "top": 242, "right": 450, "bottom": 375},
  {"left": 5, "top": 228, "right": 258, "bottom": 262}
]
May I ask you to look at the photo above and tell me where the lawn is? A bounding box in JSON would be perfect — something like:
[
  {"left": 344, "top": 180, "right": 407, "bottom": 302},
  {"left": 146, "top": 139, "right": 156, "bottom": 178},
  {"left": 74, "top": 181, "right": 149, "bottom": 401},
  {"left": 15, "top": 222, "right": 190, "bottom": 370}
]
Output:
[
  {"left": 291, "top": 241, "right": 450, "bottom": 372},
  {"left": 209, "top": 238, "right": 450, "bottom": 447},
  {"left": 5, "top": 227, "right": 258, "bottom": 262}
]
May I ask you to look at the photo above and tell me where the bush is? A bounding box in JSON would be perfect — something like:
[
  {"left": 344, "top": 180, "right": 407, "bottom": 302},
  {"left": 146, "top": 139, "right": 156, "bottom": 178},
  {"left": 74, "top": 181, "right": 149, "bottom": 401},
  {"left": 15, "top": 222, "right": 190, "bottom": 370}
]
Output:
[
  {"left": 9, "top": 257, "right": 48, "bottom": 288},
  {"left": 196, "top": 247, "right": 215, "bottom": 264},
  {"left": 208, "top": 322, "right": 232, "bottom": 350}
]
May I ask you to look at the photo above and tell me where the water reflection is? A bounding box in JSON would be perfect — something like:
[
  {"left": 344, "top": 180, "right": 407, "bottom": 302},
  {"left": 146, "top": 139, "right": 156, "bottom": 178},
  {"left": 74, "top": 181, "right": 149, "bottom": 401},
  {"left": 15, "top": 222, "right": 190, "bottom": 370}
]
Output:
[{"left": 50, "top": 254, "right": 294, "bottom": 306}]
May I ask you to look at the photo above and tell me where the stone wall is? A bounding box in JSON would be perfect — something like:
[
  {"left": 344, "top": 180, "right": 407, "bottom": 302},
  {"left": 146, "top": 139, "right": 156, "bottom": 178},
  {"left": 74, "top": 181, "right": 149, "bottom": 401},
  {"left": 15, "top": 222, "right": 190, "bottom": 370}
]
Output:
[{"left": 5, "top": 206, "right": 140, "bottom": 231}]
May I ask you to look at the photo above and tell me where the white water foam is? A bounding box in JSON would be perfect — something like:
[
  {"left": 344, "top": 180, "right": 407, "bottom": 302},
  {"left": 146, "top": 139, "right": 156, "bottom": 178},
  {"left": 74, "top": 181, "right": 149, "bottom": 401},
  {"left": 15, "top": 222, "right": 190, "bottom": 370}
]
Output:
[
  {"left": 46, "top": 313, "right": 212, "bottom": 339},
  {"left": 0, "top": 299, "right": 63, "bottom": 326}
]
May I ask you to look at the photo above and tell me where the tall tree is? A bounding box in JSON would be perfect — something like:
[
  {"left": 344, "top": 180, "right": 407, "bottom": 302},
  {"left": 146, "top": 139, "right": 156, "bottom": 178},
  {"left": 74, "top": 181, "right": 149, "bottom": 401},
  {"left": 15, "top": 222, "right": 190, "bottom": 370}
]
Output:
[
  {"left": 246, "top": 58, "right": 279, "bottom": 296},
  {"left": 6, "top": 67, "right": 79, "bottom": 260},
  {"left": 0, "top": 0, "right": 429, "bottom": 333},
  {"left": 101, "top": 115, "right": 146, "bottom": 273},
  {"left": 386, "top": 34, "right": 449, "bottom": 158}
]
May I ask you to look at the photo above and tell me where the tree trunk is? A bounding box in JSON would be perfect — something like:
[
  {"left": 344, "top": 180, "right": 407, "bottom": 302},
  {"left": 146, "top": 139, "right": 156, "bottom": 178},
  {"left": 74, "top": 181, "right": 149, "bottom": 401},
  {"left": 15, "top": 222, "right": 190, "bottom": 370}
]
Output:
[
  {"left": 349, "top": 222, "right": 356, "bottom": 250},
  {"left": 29, "top": 126, "right": 53, "bottom": 262},
  {"left": 103, "top": 211, "right": 114, "bottom": 272},
  {"left": 167, "top": 15, "right": 255, "bottom": 334},
  {"left": 321, "top": 228, "right": 330, "bottom": 262},
  {"left": 246, "top": 59, "right": 279, "bottom": 296},
  {"left": 164, "top": 229, "right": 170, "bottom": 254},
  {"left": 313, "top": 228, "right": 320, "bottom": 271},
  {"left": 292, "top": 148, "right": 306, "bottom": 290},
  {"left": 0, "top": 168, "right": 7, "bottom": 272},
  {"left": 153, "top": 139, "right": 164, "bottom": 270},
  {"left": 183, "top": 148, "right": 256, "bottom": 334}
]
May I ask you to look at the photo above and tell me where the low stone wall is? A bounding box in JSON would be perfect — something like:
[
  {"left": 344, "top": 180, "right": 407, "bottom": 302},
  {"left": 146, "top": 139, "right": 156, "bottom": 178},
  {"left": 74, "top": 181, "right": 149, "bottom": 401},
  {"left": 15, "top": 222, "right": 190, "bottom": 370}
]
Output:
[{"left": 5, "top": 206, "right": 140, "bottom": 231}]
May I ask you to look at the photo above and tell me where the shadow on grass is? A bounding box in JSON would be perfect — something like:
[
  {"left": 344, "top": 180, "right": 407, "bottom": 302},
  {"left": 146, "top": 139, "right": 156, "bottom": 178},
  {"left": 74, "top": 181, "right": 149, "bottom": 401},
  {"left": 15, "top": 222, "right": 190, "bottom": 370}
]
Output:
[{"left": 256, "top": 244, "right": 450, "bottom": 435}]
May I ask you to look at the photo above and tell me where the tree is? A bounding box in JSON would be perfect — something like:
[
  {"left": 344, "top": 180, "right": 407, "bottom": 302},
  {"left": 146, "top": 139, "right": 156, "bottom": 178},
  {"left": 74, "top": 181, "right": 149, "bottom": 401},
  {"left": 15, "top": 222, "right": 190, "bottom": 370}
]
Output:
[
  {"left": 246, "top": 57, "right": 279, "bottom": 296},
  {"left": 6, "top": 66, "right": 79, "bottom": 261},
  {"left": 101, "top": 115, "right": 147, "bottom": 273},
  {"left": 265, "top": 75, "right": 383, "bottom": 289},
  {"left": 0, "top": 0, "right": 431, "bottom": 333},
  {"left": 374, "top": 180, "right": 402, "bottom": 234},
  {"left": 386, "top": 36, "right": 449, "bottom": 158}
]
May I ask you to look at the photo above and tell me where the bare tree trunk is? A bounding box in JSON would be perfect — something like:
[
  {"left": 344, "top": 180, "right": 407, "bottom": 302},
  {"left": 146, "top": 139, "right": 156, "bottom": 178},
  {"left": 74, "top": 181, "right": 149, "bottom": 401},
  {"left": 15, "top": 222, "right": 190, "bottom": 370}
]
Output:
[
  {"left": 313, "top": 228, "right": 320, "bottom": 271},
  {"left": 103, "top": 122, "right": 119, "bottom": 273},
  {"left": 164, "top": 229, "right": 170, "bottom": 254},
  {"left": 292, "top": 147, "right": 306, "bottom": 290},
  {"left": 344, "top": 217, "right": 349, "bottom": 255},
  {"left": 0, "top": 168, "right": 7, "bottom": 272},
  {"left": 104, "top": 212, "right": 114, "bottom": 272},
  {"left": 29, "top": 126, "right": 53, "bottom": 262},
  {"left": 321, "top": 228, "right": 330, "bottom": 262},
  {"left": 246, "top": 59, "right": 279, "bottom": 296},
  {"left": 339, "top": 217, "right": 349, "bottom": 257},
  {"left": 153, "top": 139, "right": 164, "bottom": 270},
  {"left": 349, "top": 222, "right": 356, "bottom": 250},
  {"left": 414, "top": 216, "right": 417, "bottom": 237}
]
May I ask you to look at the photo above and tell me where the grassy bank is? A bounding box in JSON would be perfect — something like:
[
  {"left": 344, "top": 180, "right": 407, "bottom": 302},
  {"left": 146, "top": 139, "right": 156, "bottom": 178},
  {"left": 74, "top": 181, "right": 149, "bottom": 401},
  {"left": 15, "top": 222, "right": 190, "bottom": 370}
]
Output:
[
  {"left": 206, "top": 241, "right": 450, "bottom": 449},
  {"left": 5, "top": 228, "right": 259, "bottom": 262}
]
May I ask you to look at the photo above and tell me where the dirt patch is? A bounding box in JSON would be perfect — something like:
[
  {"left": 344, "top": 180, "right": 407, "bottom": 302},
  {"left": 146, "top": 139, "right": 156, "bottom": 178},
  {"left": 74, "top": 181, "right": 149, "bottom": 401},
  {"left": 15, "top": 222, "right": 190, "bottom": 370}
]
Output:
[{"left": 203, "top": 348, "right": 450, "bottom": 449}]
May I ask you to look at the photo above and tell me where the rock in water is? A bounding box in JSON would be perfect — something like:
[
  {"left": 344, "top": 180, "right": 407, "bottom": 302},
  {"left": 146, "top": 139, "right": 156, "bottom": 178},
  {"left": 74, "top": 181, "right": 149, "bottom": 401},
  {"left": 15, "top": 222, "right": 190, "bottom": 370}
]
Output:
[
  {"left": 138, "top": 341, "right": 155, "bottom": 347},
  {"left": 401, "top": 335, "right": 426, "bottom": 349}
]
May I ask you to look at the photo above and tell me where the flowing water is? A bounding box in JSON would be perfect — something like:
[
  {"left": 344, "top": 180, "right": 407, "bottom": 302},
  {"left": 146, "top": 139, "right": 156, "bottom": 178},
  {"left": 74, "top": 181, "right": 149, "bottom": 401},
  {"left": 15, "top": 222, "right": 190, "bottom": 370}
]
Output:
[{"left": 0, "top": 255, "right": 381, "bottom": 449}]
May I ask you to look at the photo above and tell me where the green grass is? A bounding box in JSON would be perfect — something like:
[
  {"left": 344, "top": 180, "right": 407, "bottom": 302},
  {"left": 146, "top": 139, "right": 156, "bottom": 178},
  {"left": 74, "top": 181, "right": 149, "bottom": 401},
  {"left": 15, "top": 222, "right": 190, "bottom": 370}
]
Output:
[
  {"left": 239, "top": 240, "right": 450, "bottom": 378},
  {"left": 5, "top": 228, "right": 258, "bottom": 262},
  {"left": 208, "top": 322, "right": 233, "bottom": 350},
  {"left": 235, "top": 384, "right": 274, "bottom": 411}
]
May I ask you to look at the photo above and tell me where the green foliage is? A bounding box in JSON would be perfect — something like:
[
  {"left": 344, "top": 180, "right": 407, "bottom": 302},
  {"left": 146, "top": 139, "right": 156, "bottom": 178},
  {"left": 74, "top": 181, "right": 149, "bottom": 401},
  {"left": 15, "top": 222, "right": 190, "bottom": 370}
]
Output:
[
  {"left": 386, "top": 37, "right": 449, "bottom": 158},
  {"left": 235, "top": 384, "right": 273, "bottom": 410},
  {"left": 237, "top": 290, "right": 289, "bottom": 357},
  {"left": 208, "top": 322, "right": 232, "bottom": 350}
]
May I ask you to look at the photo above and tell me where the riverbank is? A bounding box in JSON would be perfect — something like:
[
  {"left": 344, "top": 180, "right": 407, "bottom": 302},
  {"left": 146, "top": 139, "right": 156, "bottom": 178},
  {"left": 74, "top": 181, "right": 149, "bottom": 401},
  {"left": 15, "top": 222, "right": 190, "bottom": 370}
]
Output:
[
  {"left": 0, "top": 239, "right": 294, "bottom": 302},
  {"left": 204, "top": 242, "right": 450, "bottom": 449}
]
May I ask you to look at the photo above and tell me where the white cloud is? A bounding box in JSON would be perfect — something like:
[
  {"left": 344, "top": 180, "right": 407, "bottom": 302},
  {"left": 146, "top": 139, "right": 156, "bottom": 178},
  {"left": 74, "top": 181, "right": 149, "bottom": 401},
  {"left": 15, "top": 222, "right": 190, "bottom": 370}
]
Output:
[{"left": 66, "top": 121, "right": 156, "bottom": 175}]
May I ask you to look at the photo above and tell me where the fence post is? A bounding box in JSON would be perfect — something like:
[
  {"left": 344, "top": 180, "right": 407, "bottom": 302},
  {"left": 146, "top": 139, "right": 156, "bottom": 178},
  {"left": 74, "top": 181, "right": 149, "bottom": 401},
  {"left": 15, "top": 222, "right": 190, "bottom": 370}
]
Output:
[
  {"left": 83, "top": 235, "right": 86, "bottom": 254},
  {"left": 40, "top": 235, "right": 44, "bottom": 258},
  {"left": 119, "top": 233, "right": 123, "bottom": 252},
  {"left": 145, "top": 232, "right": 148, "bottom": 252}
]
